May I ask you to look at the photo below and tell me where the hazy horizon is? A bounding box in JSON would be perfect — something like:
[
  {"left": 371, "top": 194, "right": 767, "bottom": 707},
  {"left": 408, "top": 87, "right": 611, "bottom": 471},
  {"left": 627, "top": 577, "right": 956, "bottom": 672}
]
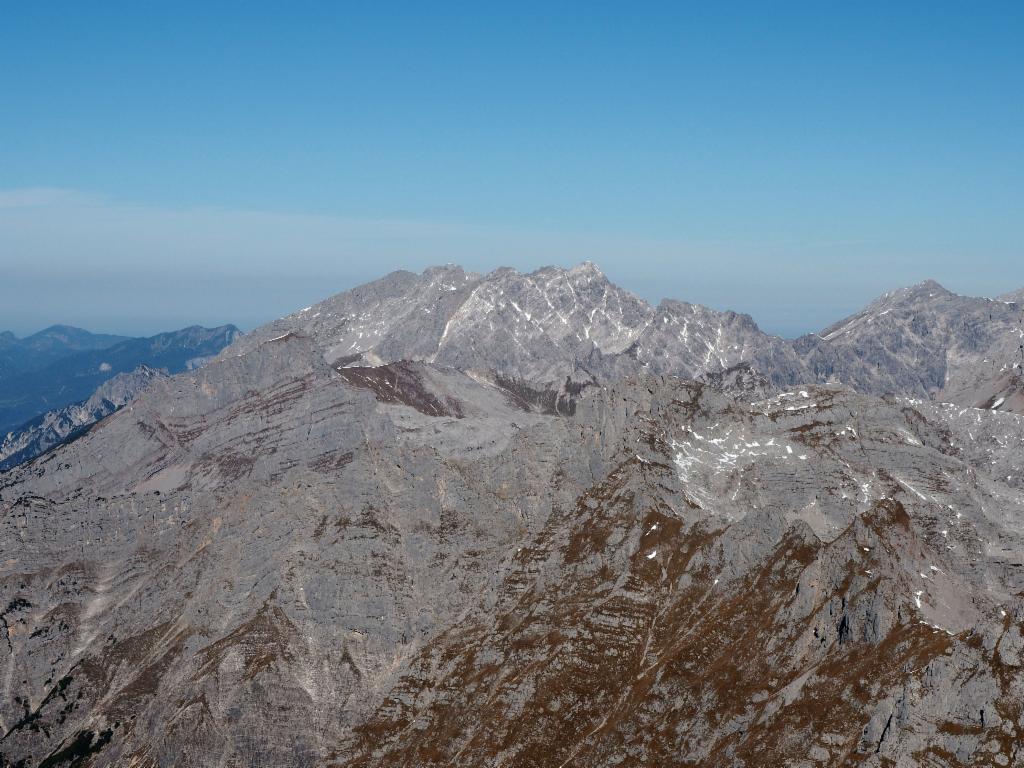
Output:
[{"left": 1, "top": 253, "right": 1022, "bottom": 342}]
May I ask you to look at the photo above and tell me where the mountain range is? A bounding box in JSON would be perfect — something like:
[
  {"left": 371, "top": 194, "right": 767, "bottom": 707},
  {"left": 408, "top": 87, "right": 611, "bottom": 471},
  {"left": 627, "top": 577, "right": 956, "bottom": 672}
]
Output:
[
  {"left": 238, "top": 263, "right": 1024, "bottom": 410},
  {"left": 0, "top": 325, "right": 242, "bottom": 439},
  {"left": 1, "top": 264, "right": 1024, "bottom": 768},
  {"left": 0, "top": 326, "right": 132, "bottom": 381}
]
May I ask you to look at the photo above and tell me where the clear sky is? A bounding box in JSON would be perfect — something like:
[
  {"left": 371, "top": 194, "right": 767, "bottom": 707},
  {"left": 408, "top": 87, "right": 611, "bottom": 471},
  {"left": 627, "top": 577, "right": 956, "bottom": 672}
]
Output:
[{"left": 1, "top": 2, "right": 1021, "bottom": 338}]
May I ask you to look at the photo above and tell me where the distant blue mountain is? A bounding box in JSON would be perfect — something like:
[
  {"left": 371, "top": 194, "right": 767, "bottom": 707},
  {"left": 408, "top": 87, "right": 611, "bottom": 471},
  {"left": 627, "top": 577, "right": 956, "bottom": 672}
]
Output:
[
  {"left": 0, "top": 324, "right": 132, "bottom": 379},
  {"left": 0, "top": 324, "right": 240, "bottom": 436}
]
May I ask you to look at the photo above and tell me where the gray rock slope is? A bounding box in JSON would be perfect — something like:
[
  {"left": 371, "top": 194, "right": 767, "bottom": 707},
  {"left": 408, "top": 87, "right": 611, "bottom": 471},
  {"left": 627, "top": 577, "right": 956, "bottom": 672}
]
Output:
[
  {"left": 233, "top": 264, "right": 1024, "bottom": 412},
  {"left": 0, "top": 367, "right": 165, "bottom": 472},
  {"left": 3, "top": 307, "right": 1024, "bottom": 766},
  {"left": 811, "top": 280, "right": 1024, "bottom": 410}
]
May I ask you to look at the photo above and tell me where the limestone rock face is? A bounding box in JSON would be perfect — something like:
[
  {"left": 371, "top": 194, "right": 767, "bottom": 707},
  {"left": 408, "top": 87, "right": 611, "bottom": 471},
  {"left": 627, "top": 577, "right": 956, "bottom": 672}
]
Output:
[
  {"left": 234, "top": 266, "right": 1024, "bottom": 411},
  {"left": 3, "top": 267, "right": 1024, "bottom": 767}
]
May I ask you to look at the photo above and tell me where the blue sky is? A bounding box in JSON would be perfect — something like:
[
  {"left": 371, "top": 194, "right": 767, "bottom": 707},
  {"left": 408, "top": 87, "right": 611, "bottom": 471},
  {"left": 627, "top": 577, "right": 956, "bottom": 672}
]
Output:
[{"left": 1, "top": 2, "right": 1021, "bottom": 337}]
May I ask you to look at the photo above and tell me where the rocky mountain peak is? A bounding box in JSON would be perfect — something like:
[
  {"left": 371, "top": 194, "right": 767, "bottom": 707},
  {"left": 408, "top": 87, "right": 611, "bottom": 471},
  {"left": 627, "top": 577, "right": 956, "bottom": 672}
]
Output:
[
  {"left": 568, "top": 259, "right": 605, "bottom": 276},
  {"left": 998, "top": 286, "right": 1024, "bottom": 303},
  {"left": 4, "top": 265, "right": 1024, "bottom": 767},
  {"left": 880, "top": 278, "right": 954, "bottom": 304},
  {"left": 220, "top": 264, "right": 1024, "bottom": 411}
]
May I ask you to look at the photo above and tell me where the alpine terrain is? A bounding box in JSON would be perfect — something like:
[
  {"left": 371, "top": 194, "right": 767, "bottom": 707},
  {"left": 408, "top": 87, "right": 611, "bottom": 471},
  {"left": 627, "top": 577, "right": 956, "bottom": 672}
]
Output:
[
  {"left": 2, "top": 264, "right": 1024, "bottom": 768},
  {"left": 0, "top": 325, "right": 242, "bottom": 439}
]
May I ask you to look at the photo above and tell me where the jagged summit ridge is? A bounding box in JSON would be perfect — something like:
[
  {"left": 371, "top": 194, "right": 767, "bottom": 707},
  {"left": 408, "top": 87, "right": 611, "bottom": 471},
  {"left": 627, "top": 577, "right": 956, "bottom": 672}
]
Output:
[
  {"left": 232, "top": 263, "right": 656, "bottom": 382},
  {"left": 230, "top": 264, "right": 1024, "bottom": 411}
]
